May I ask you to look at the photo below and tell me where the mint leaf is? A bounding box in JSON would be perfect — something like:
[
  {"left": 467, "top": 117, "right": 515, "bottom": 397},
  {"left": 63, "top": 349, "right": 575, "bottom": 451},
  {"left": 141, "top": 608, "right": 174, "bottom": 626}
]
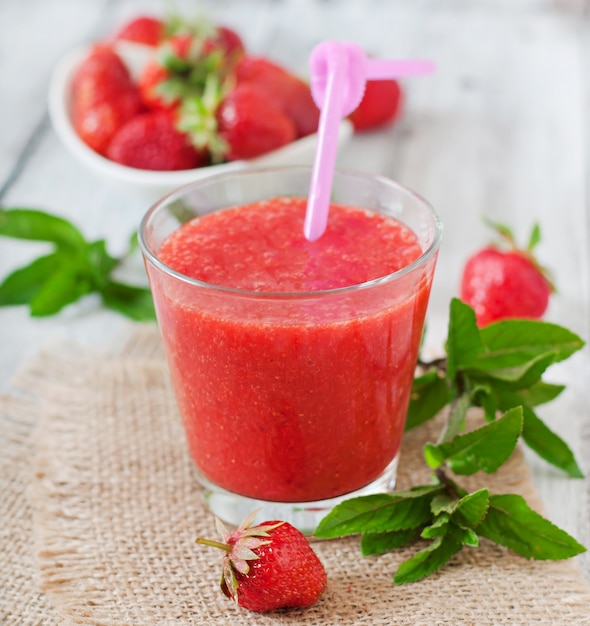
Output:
[
  {"left": 478, "top": 494, "right": 586, "bottom": 560},
  {"left": 405, "top": 370, "right": 450, "bottom": 431},
  {"left": 421, "top": 513, "right": 450, "bottom": 539},
  {"left": 446, "top": 298, "right": 483, "bottom": 380},
  {"left": 29, "top": 266, "right": 93, "bottom": 316},
  {"left": 100, "top": 282, "right": 156, "bottom": 322},
  {"left": 469, "top": 351, "right": 560, "bottom": 390},
  {"left": 477, "top": 320, "right": 584, "bottom": 368},
  {"left": 495, "top": 390, "right": 583, "bottom": 477},
  {"left": 84, "top": 240, "right": 118, "bottom": 286},
  {"left": 521, "top": 406, "right": 583, "bottom": 478},
  {"left": 0, "top": 252, "right": 66, "bottom": 305},
  {"left": 439, "top": 391, "right": 471, "bottom": 441},
  {"left": 453, "top": 488, "right": 490, "bottom": 528},
  {"left": 361, "top": 528, "right": 417, "bottom": 556},
  {"left": 424, "top": 407, "right": 523, "bottom": 475},
  {"left": 394, "top": 534, "right": 463, "bottom": 584},
  {"left": 0, "top": 207, "right": 85, "bottom": 249},
  {"left": 0, "top": 207, "right": 156, "bottom": 322},
  {"left": 515, "top": 380, "right": 565, "bottom": 407},
  {"left": 313, "top": 486, "right": 443, "bottom": 538}
]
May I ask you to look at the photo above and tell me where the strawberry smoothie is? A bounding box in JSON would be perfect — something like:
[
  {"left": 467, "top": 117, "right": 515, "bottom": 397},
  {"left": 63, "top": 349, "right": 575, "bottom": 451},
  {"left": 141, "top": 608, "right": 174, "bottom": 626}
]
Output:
[{"left": 145, "top": 188, "right": 439, "bottom": 504}]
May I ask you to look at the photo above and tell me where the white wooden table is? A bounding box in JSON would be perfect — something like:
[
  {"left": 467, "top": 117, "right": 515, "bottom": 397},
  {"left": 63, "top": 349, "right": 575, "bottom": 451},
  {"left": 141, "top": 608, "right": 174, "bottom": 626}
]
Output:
[{"left": 1, "top": 0, "right": 589, "bottom": 582}]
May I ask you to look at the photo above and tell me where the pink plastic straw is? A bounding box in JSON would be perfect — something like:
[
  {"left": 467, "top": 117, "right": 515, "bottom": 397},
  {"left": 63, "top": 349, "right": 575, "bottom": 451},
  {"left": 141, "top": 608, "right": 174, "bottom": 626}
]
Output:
[{"left": 304, "top": 41, "right": 435, "bottom": 241}]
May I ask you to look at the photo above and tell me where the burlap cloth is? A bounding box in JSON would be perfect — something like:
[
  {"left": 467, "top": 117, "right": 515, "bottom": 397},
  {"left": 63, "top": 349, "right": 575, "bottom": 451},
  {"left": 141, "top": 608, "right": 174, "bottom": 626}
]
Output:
[{"left": 2, "top": 325, "right": 590, "bottom": 625}]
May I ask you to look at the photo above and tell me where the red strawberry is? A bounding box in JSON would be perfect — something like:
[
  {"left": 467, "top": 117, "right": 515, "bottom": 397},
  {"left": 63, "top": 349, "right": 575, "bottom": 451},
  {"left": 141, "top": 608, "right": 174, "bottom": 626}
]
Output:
[
  {"left": 71, "top": 45, "right": 144, "bottom": 155},
  {"left": 348, "top": 79, "right": 403, "bottom": 132},
  {"left": 215, "top": 83, "right": 297, "bottom": 160},
  {"left": 106, "top": 111, "right": 206, "bottom": 171},
  {"left": 203, "top": 25, "right": 245, "bottom": 59},
  {"left": 112, "top": 15, "right": 165, "bottom": 47},
  {"left": 196, "top": 512, "right": 327, "bottom": 612},
  {"left": 235, "top": 55, "right": 320, "bottom": 138},
  {"left": 460, "top": 222, "right": 554, "bottom": 326}
]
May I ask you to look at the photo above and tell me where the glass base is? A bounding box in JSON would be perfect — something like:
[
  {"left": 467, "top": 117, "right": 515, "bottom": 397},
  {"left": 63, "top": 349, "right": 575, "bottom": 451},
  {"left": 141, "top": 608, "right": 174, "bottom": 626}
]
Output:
[{"left": 194, "top": 454, "right": 399, "bottom": 535}]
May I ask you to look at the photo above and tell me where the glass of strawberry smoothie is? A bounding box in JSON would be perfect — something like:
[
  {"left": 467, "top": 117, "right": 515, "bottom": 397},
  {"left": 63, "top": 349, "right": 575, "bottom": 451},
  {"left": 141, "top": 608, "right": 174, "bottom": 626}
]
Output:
[{"left": 139, "top": 166, "right": 442, "bottom": 533}]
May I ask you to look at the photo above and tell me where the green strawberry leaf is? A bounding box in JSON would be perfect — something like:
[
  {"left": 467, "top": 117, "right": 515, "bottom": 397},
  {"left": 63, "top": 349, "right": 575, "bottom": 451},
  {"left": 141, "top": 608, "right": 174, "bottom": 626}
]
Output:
[
  {"left": 361, "top": 528, "right": 418, "bottom": 556},
  {"left": 527, "top": 223, "right": 542, "bottom": 251},
  {"left": 478, "top": 494, "right": 586, "bottom": 560},
  {"left": 424, "top": 407, "right": 523, "bottom": 475},
  {"left": 405, "top": 370, "right": 450, "bottom": 431},
  {"left": 394, "top": 534, "right": 463, "bottom": 584},
  {"left": 0, "top": 207, "right": 86, "bottom": 250},
  {"left": 314, "top": 486, "right": 443, "bottom": 538}
]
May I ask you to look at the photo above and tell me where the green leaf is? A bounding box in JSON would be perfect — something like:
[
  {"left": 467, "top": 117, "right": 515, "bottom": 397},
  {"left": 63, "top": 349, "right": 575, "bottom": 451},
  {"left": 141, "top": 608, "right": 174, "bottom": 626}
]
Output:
[
  {"left": 469, "top": 351, "right": 561, "bottom": 390},
  {"left": 127, "top": 231, "right": 140, "bottom": 255},
  {"left": 424, "top": 407, "right": 523, "bottom": 475},
  {"left": 478, "top": 494, "right": 586, "bottom": 560},
  {"left": 29, "top": 266, "right": 93, "bottom": 316},
  {"left": 0, "top": 252, "right": 65, "bottom": 305},
  {"left": 421, "top": 513, "right": 450, "bottom": 539},
  {"left": 470, "top": 383, "right": 497, "bottom": 422},
  {"left": 0, "top": 208, "right": 86, "bottom": 250},
  {"left": 477, "top": 320, "right": 584, "bottom": 368},
  {"left": 100, "top": 282, "right": 156, "bottom": 322},
  {"left": 84, "top": 240, "right": 118, "bottom": 287},
  {"left": 430, "top": 493, "right": 457, "bottom": 516},
  {"left": 495, "top": 390, "right": 583, "bottom": 477},
  {"left": 446, "top": 299, "right": 484, "bottom": 380},
  {"left": 405, "top": 370, "right": 450, "bottom": 431},
  {"left": 527, "top": 223, "right": 541, "bottom": 251},
  {"left": 394, "top": 534, "right": 463, "bottom": 584},
  {"left": 453, "top": 488, "right": 490, "bottom": 528},
  {"left": 522, "top": 406, "right": 583, "bottom": 478},
  {"left": 314, "top": 486, "right": 443, "bottom": 539},
  {"left": 439, "top": 392, "right": 471, "bottom": 442},
  {"left": 514, "top": 381, "right": 565, "bottom": 407},
  {"left": 449, "top": 522, "right": 479, "bottom": 547},
  {"left": 361, "top": 528, "right": 418, "bottom": 556}
]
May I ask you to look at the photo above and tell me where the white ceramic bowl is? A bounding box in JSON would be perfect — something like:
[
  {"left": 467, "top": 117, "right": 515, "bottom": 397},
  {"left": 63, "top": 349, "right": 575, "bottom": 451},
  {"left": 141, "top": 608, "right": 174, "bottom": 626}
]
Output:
[{"left": 48, "top": 41, "right": 353, "bottom": 204}]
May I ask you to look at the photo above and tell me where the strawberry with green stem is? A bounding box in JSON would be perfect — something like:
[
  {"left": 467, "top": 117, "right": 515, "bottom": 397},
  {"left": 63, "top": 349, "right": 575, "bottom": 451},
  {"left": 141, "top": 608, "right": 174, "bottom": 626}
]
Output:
[
  {"left": 196, "top": 511, "right": 327, "bottom": 613},
  {"left": 137, "top": 32, "right": 241, "bottom": 113},
  {"left": 460, "top": 220, "right": 555, "bottom": 327},
  {"left": 178, "top": 77, "right": 297, "bottom": 162},
  {"left": 106, "top": 111, "right": 207, "bottom": 171}
]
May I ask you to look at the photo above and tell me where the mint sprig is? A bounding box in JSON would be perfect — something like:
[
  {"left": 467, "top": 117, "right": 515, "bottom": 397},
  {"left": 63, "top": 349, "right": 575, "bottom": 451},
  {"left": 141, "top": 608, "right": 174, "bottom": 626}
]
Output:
[
  {"left": 0, "top": 207, "right": 155, "bottom": 321},
  {"left": 315, "top": 298, "right": 586, "bottom": 582}
]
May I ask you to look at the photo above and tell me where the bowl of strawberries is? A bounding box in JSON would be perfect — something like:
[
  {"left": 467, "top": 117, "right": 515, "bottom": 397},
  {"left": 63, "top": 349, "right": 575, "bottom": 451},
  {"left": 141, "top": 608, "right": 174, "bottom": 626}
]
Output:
[{"left": 48, "top": 14, "right": 353, "bottom": 202}]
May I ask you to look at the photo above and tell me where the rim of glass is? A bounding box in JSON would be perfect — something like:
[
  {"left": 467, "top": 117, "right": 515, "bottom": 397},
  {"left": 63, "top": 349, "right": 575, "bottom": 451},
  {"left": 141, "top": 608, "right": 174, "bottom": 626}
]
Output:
[{"left": 138, "top": 166, "right": 443, "bottom": 299}]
